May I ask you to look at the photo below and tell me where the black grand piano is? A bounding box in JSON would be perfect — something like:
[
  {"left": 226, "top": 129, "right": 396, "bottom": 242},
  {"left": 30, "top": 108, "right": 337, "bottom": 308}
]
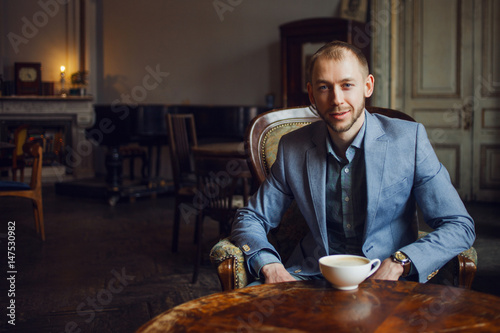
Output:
[
  {"left": 90, "top": 104, "right": 267, "bottom": 145},
  {"left": 56, "top": 104, "right": 269, "bottom": 204}
]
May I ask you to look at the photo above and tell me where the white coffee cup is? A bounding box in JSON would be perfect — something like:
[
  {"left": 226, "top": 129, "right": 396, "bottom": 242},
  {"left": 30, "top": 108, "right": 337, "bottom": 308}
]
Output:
[{"left": 319, "top": 254, "right": 381, "bottom": 290}]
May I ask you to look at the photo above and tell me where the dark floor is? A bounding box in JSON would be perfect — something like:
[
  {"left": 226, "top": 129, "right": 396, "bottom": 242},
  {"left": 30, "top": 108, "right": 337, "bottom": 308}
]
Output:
[
  {"left": 0, "top": 185, "right": 222, "bottom": 332},
  {"left": 0, "top": 184, "right": 499, "bottom": 332}
]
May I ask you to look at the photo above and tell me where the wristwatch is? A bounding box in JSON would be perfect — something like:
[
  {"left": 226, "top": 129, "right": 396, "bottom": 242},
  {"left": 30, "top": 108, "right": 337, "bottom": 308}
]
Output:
[{"left": 391, "top": 251, "right": 411, "bottom": 277}]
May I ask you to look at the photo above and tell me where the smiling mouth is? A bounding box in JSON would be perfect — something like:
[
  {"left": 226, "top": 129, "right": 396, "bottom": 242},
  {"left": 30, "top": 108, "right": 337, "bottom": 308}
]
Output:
[{"left": 329, "top": 109, "right": 351, "bottom": 117}]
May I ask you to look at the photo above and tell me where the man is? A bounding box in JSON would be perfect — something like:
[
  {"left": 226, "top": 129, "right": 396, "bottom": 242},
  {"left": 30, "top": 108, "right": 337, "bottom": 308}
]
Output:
[{"left": 231, "top": 41, "right": 475, "bottom": 284}]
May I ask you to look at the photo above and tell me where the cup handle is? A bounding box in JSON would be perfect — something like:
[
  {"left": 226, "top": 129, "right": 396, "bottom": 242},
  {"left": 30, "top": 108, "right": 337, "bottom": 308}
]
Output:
[{"left": 367, "top": 259, "right": 381, "bottom": 277}]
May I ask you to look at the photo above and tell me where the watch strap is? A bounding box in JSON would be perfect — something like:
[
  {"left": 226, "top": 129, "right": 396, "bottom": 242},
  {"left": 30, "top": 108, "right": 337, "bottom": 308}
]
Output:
[{"left": 401, "top": 260, "right": 411, "bottom": 277}]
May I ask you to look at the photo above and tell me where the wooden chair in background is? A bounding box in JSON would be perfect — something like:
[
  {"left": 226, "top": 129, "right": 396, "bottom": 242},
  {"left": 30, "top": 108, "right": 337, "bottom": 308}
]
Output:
[
  {"left": 166, "top": 113, "right": 198, "bottom": 253},
  {"left": 0, "top": 124, "right": 29, "bottom": 181},
  {"left": 0, "top": 141, "right": 45, "bottom": 240},
  {"left": 191, "top": 151, "right": 249, "bottom": 283}
]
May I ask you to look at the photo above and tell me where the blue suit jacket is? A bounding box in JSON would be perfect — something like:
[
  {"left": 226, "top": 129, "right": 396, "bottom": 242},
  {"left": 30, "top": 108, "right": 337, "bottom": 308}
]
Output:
[{"left": 231, "top": 110, "right": 475, "bottom": 283}]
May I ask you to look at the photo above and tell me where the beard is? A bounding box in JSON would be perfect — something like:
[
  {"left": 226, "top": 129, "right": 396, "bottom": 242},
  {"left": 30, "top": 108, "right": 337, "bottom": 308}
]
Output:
[{"left": 320, "top": 105, "right": 364, "bottom": 133}]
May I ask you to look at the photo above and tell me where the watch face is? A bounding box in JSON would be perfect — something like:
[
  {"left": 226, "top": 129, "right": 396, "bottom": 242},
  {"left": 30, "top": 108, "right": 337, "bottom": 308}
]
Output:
[
  {"left": 19, "top": 67, "right": 38, "bottom": 82},
  {"left": 394, "top": 251, "right": 410, "bottom": 263}
]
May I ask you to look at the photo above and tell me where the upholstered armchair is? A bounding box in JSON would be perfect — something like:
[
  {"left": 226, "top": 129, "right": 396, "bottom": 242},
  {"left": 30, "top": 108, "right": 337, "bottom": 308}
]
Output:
[{"left": 209, "top": 106, "right": 477, "bottom": 291}]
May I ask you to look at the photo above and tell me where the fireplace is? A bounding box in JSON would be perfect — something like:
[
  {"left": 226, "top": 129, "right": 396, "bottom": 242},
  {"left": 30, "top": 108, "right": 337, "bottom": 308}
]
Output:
[
  {"left": 0, "top": 96, "right": 94, "bottom": 181},
  {"left": 1, "top": 119, "right": 72, "bottom": 168}
]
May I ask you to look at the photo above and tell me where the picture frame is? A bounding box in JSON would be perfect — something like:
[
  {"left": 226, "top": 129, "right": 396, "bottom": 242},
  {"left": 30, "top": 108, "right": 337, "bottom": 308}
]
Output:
[
  {"left": 302, "top": 42, "right": 326, "bottom": 93},
  {"left": 340, "top": 0, "right": 369, "bottom": 23}
]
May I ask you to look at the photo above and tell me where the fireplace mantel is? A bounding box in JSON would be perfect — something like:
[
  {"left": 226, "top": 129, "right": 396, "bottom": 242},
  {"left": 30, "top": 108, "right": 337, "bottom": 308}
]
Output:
[
  {"left": 0, "top": 96, "right": 93, "bottom": 123},
  {"left": 0, "top": 96, "right": 95, "bottom": 181}
]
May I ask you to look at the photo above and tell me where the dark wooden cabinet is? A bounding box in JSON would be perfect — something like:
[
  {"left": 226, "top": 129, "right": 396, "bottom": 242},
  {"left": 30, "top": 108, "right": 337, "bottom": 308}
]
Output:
[{"left": 280, "top": 18, "right": 371, "bottom": 107}]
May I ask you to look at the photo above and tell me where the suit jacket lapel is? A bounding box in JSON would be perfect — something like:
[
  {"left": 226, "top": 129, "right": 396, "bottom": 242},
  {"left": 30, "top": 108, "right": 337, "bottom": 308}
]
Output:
[
  {"left": 307, "top": 122, "right": 329, "bottom": 250},
  {"left": 364, "top": 111, "right": 389, "bottom": 233}
]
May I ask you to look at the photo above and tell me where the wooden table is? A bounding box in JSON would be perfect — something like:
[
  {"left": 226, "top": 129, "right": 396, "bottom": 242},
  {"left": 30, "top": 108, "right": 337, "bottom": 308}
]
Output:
[{"left": 137, "top": 279, "right": 500, "bottom": 332}]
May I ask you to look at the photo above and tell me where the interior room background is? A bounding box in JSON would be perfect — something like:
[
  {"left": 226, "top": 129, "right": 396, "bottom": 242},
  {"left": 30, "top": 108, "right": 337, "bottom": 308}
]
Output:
[
  {"left": 0, "top": 0, "right": 343, "bottom": 180},
  {"left": 1, "top": 0, "right": 499, "bottom": 203},
  {"left": 1, "top": 0, "right": 345, "bottom": 106}
]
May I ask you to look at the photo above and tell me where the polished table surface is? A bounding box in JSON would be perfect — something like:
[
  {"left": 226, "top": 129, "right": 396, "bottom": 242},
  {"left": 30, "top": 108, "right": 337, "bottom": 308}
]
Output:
[{"left": 137, "top": 279, "right": 500, "bottom": 332}]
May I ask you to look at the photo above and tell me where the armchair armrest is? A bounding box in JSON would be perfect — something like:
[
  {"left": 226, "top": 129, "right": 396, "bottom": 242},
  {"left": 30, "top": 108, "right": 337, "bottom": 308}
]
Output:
[
  {"left": 209, "top": 238, "right": 250, "bottom": 290},
  {"left": 418, "top": 231, "right": 477, "bottom": 289},
  {"left": 457, "top": 248, "right": 477, "bottom": 289}
]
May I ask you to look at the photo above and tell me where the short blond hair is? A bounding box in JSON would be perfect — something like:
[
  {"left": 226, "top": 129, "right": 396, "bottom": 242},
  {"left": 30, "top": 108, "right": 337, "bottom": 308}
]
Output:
[{"left": 308, "top": 40, "right": 370, "bottom": 81}]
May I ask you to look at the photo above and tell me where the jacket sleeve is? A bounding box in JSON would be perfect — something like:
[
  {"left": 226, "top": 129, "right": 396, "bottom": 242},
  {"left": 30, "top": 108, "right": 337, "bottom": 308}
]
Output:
[
  {"left": 400, "top": 123, "right": 475, "bottom": 283},
  {"left": 230, "top": 138, "right": 294, "bottom": 277}
]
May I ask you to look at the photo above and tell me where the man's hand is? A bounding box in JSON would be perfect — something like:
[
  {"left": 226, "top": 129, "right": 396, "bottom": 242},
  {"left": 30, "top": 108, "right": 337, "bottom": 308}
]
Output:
[
  {"left": 370, "top": 258, "right": 404, "bottom": 281},
  {"left": 261, "top": 263, "right": 296, "bottom": 284}
]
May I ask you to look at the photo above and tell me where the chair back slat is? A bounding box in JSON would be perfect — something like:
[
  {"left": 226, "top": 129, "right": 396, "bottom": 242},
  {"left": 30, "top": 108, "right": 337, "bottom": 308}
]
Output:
[
  {"left": 166, "top": 114, "right": 198, "bottom": 190},
  {"left": 15, "top": 125, "right": 29, "bottom": 157},
  {"left": 24, "top": 142, "right": 43, "bottom": 190}
]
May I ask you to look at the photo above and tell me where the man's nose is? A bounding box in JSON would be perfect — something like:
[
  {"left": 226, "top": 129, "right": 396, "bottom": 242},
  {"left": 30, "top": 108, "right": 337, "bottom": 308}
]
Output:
[{"left": 331, "top": 87, "right": 344, "bottom": 106}]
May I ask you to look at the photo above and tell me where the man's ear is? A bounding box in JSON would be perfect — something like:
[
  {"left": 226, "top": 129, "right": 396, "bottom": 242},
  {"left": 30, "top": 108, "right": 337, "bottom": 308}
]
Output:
[
  {"left": 307, "top": 82, "right": 316, "bottom": 106},
  {"left": 364, "top": 74, "right": 375, "bottom": 98}
]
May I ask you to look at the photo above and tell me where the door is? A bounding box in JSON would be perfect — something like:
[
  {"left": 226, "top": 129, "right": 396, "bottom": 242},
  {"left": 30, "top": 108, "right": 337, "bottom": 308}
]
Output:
[
  {"left": 472, "top": 0, "right": 500, "bottom": 202},
  {"left": 402, "top": 0, "right": 500, "bottom": 202}
]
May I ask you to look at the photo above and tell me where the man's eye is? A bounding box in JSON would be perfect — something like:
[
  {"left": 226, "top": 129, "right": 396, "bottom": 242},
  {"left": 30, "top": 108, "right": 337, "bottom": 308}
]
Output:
[
  {"left": 319, "top": 85, "right": 328, "bottom": 90},
  {"left": 343, "top": 83, "right": 353, "bottom": 88}
]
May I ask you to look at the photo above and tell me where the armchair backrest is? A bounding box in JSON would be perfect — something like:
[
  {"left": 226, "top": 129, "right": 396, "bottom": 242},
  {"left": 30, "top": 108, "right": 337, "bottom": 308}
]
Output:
[
  {"left": 245, "top": 106, "right": 320, "bottom": 185},
  {"left": 244, "top": 106, "right": 415, "bottom": 261}
]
